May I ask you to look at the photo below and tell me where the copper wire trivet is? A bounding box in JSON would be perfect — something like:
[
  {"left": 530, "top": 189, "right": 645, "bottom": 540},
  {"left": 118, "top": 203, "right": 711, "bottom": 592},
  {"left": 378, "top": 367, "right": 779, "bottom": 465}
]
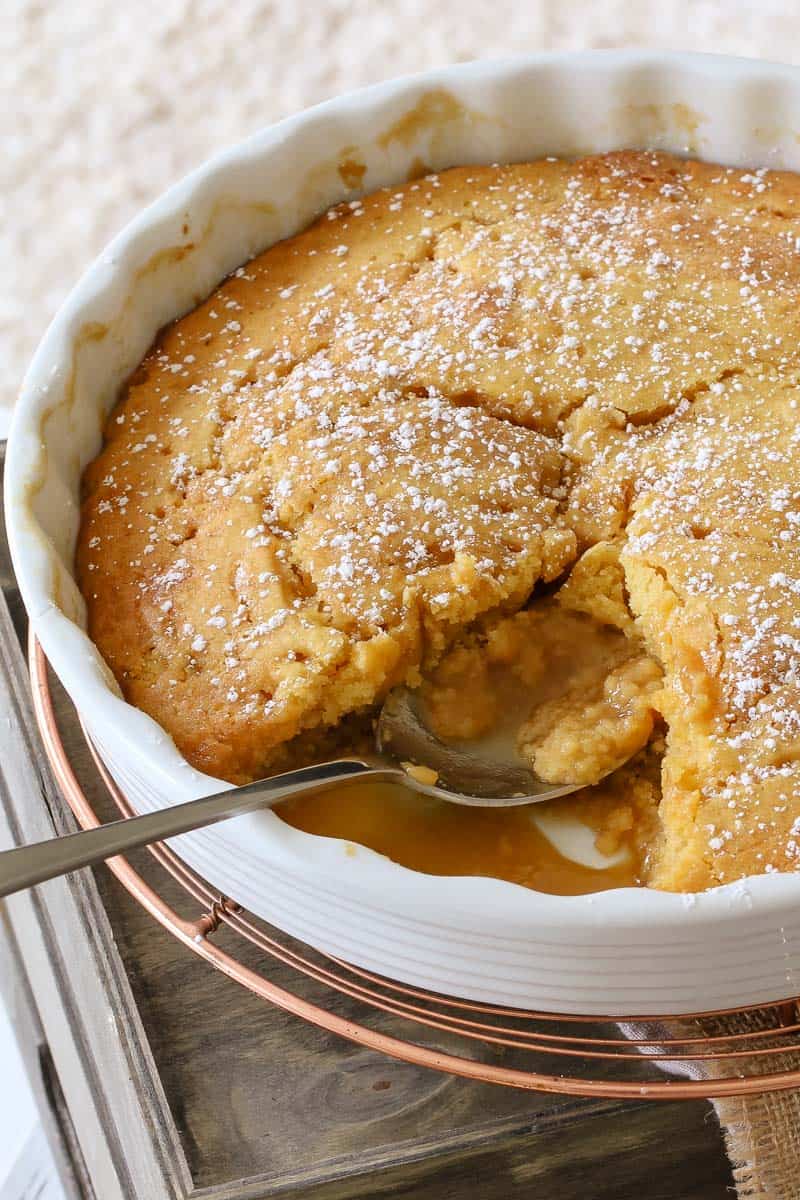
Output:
[{"left": 29, "top": 636, "right": 800, "bottom": 1099}]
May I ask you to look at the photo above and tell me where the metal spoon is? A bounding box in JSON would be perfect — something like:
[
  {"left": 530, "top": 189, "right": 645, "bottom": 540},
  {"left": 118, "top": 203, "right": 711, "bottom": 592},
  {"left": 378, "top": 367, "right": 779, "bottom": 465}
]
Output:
[{"left": 0, "top": 685, "right": 597, "bottom": 899}]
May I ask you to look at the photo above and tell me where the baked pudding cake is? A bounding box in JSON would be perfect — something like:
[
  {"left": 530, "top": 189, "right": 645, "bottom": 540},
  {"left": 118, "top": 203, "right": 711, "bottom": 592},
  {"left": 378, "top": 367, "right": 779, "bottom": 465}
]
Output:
[{"left": 77, "top": 150, "right": 800, "bottom": 894}]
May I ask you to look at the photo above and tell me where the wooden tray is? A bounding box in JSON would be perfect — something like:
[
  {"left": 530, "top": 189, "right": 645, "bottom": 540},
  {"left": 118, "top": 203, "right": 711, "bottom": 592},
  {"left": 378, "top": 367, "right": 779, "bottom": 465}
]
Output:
[{"left": 0, "top": 446, "right": 734, "bottom": 1199}]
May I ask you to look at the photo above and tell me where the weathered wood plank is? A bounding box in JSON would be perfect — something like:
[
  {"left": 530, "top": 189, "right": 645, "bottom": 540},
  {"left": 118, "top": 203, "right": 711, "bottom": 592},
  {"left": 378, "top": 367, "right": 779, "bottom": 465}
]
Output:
[
  {"left": 0, "top": 906, "right": 87, "bottom": 1200},
  {"left": 0, "top": 453, "right": 190, "bottom": 1200},
  {"left": 270, "top": 1100, "right": 734, "bottom": 1200},
  {"left": 0, "top": 623, "right": 191, "bottom": 1198}
]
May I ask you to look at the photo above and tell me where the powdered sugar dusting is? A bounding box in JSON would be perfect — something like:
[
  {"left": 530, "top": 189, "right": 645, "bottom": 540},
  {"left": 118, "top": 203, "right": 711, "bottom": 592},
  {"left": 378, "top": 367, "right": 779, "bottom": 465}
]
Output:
[{"left": 77, "top": 151, "right": 800, "bottom": 880}]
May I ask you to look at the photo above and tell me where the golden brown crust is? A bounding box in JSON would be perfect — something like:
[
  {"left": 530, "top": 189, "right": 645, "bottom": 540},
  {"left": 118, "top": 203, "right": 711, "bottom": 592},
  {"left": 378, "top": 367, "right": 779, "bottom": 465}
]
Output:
[
  {"left": 78, "top": 162, "right": 584, "bottom": 783},
  {"left": 79, "top": 150, "right": 800, "bottom": 887},
  {"left": 622, "top": 370, "right": 800, "bottom": 888}
]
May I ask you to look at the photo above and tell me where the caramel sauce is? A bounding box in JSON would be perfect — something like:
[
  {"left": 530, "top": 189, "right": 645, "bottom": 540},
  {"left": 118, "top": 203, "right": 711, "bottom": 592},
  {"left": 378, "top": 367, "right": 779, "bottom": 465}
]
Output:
[{"left": 276, "top": 781, "right": 641, "bottom": 896}]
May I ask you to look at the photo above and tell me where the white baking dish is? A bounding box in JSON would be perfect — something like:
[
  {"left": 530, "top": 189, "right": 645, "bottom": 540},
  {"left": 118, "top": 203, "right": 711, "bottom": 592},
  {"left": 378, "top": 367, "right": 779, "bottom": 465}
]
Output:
[{"left": 8, "top": 50, "right": 800, "bottom": 1016}]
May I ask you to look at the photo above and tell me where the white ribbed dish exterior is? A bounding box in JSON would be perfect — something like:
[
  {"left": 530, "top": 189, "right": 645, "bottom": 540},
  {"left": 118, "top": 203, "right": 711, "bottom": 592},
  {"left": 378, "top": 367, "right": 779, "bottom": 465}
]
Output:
[{"left": 9, "top": 51, "right": 800, "bottom": 1015}]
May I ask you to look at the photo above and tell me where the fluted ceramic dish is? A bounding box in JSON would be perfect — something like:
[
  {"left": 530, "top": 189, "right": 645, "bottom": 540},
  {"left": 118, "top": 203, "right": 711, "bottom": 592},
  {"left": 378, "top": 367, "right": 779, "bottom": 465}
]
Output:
[{"left": 8, "top": 50, "right": 800, "bottom": 1016}]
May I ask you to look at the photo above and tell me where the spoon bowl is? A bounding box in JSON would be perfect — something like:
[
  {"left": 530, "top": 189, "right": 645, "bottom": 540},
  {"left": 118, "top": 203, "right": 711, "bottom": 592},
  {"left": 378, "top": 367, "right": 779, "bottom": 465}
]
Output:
[{"left": 375, "top": 686, "right": 584, "bottom": 805}]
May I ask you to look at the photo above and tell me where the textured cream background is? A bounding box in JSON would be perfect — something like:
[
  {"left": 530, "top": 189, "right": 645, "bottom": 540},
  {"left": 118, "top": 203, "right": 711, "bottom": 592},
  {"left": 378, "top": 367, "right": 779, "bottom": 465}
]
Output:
[{"left": 5, "top": 0, "right": 800, "bottom": 433}]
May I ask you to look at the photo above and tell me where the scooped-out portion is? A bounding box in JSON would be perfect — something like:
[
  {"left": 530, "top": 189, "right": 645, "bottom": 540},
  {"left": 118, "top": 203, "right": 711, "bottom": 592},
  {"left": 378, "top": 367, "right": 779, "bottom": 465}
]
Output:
[
  {"left": 419, "top": 576, "right": 663, "bottom": 790},
  {"left": 77, "top": 151, "right": 800, "bottom": 892}
]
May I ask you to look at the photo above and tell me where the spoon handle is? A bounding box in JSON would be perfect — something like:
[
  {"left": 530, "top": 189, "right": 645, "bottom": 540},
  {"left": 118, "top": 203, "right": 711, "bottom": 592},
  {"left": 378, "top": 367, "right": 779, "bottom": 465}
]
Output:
[{"left": 0, "top": 759, "right": 377, "bottom": 899}]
